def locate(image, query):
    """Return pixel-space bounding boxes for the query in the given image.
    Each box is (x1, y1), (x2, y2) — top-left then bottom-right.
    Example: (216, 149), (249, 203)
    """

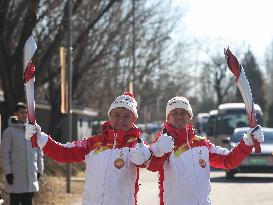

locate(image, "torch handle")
(253, 139), (261, 153)
(251, 126), (261, 153)
(31, 133), (38, 148)
(28, 120), (38, 148)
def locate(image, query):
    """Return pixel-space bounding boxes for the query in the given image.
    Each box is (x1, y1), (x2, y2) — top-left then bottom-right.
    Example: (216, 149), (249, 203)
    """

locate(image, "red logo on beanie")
(123, 92), (136, 100)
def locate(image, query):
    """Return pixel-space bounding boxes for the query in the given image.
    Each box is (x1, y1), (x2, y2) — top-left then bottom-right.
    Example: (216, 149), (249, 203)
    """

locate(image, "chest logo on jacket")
(114, 157), (125, 169)
(198, 149), (206, 168)
(199, 158), (206, 168)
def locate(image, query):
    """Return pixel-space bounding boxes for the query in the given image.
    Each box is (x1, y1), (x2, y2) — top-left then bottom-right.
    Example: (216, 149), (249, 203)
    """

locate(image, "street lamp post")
(66, 0), (73, 193)
(132, 0), (136, 91)
(130, 0), (140, 93)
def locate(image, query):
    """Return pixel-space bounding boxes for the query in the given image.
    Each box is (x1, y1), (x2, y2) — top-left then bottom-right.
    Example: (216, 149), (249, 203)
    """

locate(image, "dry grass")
(33, 175), (84, 205)
(0, 156), (85, 205)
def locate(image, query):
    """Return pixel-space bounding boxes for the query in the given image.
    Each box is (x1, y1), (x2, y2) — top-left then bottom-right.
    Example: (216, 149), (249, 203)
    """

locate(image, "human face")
(167, 108), (190, 129)
(15, 108), (28, 123)
(109, 108), (137, 131)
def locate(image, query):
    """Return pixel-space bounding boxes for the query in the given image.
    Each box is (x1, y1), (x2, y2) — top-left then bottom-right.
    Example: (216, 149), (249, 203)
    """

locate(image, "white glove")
(243, 125), (264, 146)
(130, 139), (151, 165)
(25, 122), (48, 148)
(151, 133), (174, 157)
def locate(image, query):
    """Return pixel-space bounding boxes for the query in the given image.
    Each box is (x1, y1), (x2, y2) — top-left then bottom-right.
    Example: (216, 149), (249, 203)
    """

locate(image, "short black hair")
(14, 102), (27, 112)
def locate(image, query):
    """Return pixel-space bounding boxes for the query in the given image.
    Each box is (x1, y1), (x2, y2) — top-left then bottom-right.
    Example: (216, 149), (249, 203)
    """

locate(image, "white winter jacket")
(82, 148), (138, 205)
(42, 122), (142, 205)
(148, 124), (253, 205)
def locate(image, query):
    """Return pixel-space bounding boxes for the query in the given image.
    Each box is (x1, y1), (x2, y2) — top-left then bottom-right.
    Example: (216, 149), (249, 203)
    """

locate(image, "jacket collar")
(8, 116), (25, 128)
(163, 122), (195, 146)
(101, 121), (140, 148)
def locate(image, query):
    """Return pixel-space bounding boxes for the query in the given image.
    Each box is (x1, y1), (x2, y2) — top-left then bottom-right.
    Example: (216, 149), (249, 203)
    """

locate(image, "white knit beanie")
(108, 92), (138, 118)
(166, 96), (193, 120)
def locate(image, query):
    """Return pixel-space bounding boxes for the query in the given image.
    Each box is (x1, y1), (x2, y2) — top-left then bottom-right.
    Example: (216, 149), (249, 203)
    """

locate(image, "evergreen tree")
(238, 49), (266, 111)
(267, 102), (273, 127)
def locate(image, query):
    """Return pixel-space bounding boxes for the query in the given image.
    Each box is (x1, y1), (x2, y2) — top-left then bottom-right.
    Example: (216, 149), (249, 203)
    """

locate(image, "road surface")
(72, 169), (273, 204)
(138, 169), (273, 205)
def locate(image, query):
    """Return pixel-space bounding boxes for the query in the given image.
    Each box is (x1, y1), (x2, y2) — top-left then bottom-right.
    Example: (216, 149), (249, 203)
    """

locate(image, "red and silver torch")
(23, 36), (38, 148)
(224, 48), (261, 153)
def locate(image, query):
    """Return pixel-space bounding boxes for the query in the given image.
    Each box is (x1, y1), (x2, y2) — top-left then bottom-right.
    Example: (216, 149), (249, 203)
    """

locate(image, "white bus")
(207, 103), (264, 147)
(196, 113), (210, 136)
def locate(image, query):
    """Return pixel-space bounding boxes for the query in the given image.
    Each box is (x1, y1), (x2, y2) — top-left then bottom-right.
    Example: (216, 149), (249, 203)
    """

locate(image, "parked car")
(137, 121), (162, 144)
(224, 127), (273, 179)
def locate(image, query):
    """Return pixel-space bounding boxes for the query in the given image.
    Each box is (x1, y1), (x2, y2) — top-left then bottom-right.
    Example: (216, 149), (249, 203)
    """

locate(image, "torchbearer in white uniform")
(25, 92), (151, 205)
(147, 96), (264, 205)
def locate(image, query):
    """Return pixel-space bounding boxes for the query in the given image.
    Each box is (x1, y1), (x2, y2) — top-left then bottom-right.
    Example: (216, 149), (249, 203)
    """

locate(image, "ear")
(133, 116), (137, 124)
(166, 114), (170, 122)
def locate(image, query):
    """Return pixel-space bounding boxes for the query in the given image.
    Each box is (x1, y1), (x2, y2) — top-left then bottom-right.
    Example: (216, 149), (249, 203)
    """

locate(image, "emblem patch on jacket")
(199, 158), (206, 168)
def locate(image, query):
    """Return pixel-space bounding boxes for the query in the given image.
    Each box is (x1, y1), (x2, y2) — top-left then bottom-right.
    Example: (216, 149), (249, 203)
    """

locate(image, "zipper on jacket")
(113, 129), (117, 148)
(187, 128), (199, 204)
(100, 129), (118, 204)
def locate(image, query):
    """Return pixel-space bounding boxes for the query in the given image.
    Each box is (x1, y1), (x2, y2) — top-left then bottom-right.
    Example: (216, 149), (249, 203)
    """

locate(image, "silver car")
(225, 127), (273, 179)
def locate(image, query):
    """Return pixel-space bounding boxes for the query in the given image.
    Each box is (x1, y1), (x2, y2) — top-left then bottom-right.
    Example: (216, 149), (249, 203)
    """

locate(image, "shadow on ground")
(210, 169), (273, 184)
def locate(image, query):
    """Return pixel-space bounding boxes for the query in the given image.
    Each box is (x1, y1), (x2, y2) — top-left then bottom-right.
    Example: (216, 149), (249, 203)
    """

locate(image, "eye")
(124, 113), (133, 118)
(111, 113), (120, 117)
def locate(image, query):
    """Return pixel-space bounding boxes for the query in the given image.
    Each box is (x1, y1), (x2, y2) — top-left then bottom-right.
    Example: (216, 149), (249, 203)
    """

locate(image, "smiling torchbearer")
(224, 47), (261, 153)
(23, 36), (38, 147)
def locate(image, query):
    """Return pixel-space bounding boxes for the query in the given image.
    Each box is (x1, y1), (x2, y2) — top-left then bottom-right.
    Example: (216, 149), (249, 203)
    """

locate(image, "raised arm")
(209, 126), (264, 169)
(25, 123), (92, 163)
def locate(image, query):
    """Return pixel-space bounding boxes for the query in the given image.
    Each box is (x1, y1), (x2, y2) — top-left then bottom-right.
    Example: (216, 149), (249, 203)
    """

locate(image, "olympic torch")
(224, 48), (261, 153)
(23, 36), (38, 147)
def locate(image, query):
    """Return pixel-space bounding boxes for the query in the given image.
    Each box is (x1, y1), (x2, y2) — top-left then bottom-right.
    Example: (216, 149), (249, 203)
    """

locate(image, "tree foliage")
(0, 0), (189, 133)
(198, 51), (234, 106)
(240, 49), (266, 111)
(267, 102), (273, 127)
(265, 41), (273, 104)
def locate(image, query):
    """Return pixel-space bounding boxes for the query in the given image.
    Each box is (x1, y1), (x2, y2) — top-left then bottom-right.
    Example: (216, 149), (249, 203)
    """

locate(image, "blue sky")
(173, 0), (273, 61)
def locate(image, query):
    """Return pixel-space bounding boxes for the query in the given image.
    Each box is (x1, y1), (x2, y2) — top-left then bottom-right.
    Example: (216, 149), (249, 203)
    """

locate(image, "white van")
(207, 103), (264, 147)
(196, 113), (210, 136)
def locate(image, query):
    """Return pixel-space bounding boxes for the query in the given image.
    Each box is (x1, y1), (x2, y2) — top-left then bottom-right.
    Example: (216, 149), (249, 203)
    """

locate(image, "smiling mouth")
(119, 124), (128, 127)
(175, 120), (184, 123)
